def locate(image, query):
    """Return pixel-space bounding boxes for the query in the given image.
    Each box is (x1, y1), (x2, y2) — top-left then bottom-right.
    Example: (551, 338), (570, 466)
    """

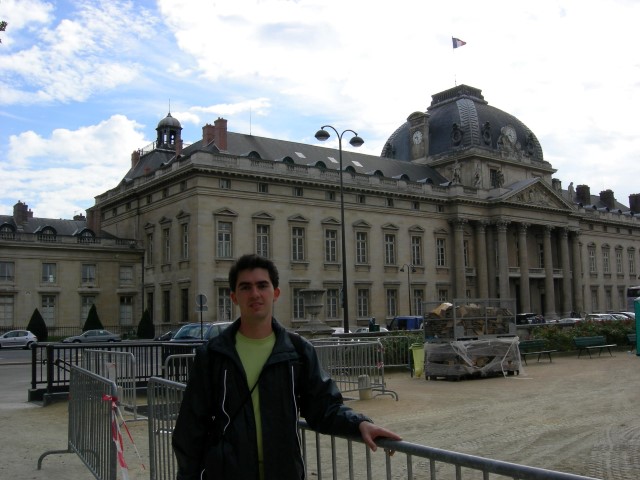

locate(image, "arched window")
(0, 223), (15, 240)
(38, 226), (57, 242)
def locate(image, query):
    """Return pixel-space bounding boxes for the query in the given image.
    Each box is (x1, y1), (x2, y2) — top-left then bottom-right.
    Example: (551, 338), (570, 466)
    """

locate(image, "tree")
(83, 304), (103, 331)
(137, 309), (155, 339)
(26, 308), (48, 342)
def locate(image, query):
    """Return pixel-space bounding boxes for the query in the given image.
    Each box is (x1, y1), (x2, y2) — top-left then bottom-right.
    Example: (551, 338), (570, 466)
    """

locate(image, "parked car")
(516, 313), (545, 325)
(612, 311), (636, 320)
(584, 313), (626, 322)
(169, 322), (233, 342)
(0, 330), (38, 349)
(331, 327), (352, 335)
(154, 329), (176, 341)
(387, 315), (423, 330)
(354, 326), (389, 333)
(62, 329), (121, 343)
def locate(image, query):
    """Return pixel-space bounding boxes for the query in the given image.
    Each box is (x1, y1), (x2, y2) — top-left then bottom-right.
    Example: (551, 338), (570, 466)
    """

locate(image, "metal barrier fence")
(147, 376), (185, 480)
(30, 341), (200, 404)
(163, 353), (196, 383)
(38, 365), (118, 480)
(311, 338), (398, 400)
(83, 349), (138, 419)
(146, 377), (599, 480)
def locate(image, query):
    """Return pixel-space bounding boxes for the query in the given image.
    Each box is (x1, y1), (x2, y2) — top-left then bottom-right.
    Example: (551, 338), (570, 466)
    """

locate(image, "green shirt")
(235, 331), (276, 479)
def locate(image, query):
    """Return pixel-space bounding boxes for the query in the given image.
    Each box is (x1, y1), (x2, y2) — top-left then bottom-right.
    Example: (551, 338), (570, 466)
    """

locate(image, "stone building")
(4, 84), (639, 333)
(0, 201), (143, 333)
(83, 84), (640, 331)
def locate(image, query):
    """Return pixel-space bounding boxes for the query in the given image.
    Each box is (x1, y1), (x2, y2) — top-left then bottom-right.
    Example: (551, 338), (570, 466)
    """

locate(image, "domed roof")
(382, 85), (543, 162)
(157, 112), (182, 130)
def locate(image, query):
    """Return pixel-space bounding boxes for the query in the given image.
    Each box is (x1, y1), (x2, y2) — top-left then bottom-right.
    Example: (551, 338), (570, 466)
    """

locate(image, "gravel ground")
(2, 350), (639, 480)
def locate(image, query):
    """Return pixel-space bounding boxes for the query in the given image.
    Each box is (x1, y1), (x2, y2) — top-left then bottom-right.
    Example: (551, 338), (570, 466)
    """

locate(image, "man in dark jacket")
(172, 254), (401, 480)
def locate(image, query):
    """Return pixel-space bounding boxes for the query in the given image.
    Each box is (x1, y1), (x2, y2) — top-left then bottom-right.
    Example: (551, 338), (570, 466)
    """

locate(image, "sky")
(1, 0), (639, 219)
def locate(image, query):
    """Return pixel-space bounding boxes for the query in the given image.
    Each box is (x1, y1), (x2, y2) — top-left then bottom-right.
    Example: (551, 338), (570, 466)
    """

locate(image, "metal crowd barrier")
(145, 377), (599, 480)
(83, 349), (138, 419)
(148, 377), (186, 480)
(312, 338), (398, 400)
(38, 365), (118, 480)
(163, 353), (196, 383)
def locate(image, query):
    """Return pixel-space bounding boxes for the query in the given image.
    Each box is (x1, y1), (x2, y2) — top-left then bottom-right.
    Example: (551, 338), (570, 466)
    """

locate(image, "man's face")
(231, 268), (280, 323)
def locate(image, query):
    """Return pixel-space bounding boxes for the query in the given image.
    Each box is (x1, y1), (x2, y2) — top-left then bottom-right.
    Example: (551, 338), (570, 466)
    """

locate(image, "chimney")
(73, 213), (86, 221)
(576, 184), (591, 205)
(552, 178), (561, 191)
(599, 189), (615, 209)
(86, 208), (101, 234)
(176, 139), (183, 157)
(131, 149), (141, 168)
(214, 117), (228, 151)
(13, 201), (32, 225)
(629, 194), (640, 213)
(202, 123), (215, 145)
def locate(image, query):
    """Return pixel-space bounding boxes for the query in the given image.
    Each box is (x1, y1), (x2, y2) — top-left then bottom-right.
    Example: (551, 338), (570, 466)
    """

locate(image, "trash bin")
(409, 342), (424, 378)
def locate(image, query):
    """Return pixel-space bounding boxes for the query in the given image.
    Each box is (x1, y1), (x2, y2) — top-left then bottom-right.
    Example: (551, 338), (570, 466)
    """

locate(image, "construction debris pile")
(424, 301), (515, 340)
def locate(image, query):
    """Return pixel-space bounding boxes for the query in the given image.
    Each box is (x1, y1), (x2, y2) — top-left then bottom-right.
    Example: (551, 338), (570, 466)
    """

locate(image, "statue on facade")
(567, 182), (575, 202)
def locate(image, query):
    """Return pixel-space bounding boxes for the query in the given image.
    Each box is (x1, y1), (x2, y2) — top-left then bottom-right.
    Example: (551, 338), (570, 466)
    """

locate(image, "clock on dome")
(412, 130), (423, 145)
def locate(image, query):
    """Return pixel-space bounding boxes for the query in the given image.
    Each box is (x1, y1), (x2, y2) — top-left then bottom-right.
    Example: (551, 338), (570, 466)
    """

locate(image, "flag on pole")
(452, 37), (466, 49)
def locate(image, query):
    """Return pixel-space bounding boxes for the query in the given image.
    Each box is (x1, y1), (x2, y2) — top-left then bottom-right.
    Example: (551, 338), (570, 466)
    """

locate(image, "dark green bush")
(531, 320), (635, 351)
(83, 304), (103, 331)
(137, 309), (155, 339)
(26, 308), (48, 342)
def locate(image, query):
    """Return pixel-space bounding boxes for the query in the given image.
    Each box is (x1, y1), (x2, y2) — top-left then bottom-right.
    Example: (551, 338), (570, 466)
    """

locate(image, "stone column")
(475, 221), (489, 298)
(518, 223), (531, 313)
(560, 227), (573, 316)
(486, 225), (497, 298)
(450, 218), (468, 298)
(543, 225), (557, 318)
(571, 230), (584, 315)
(496, 219), (510, 300)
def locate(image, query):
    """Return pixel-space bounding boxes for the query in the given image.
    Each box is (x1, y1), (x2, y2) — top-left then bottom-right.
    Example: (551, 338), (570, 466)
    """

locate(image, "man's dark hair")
(228, 254), (280, 292)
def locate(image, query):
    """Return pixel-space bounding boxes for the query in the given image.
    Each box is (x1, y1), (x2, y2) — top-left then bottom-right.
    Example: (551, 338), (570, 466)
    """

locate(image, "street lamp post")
(315, 125), (364, 334)
(400, 264), (417, 316)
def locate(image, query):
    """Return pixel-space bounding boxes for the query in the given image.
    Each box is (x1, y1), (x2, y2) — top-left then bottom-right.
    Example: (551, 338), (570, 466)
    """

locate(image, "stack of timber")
(424, 302), (514, 340)
(424, 337), (521, 381)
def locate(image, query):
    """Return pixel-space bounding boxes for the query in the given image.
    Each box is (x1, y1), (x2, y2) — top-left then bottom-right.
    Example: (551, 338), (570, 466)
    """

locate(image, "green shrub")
(83, 304), (103, 331)
(137, 309), (155, 339)
(26, 308), (48, 342)
(531, 319), (635, 351)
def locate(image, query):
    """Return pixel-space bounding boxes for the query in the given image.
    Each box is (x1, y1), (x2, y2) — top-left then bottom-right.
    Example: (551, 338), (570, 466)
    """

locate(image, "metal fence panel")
(38, 365), (118, 480)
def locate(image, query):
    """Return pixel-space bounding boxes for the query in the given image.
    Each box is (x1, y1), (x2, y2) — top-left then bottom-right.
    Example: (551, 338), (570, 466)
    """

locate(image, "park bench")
(518, 339), (557, 365)
(573, 335), (616, 358)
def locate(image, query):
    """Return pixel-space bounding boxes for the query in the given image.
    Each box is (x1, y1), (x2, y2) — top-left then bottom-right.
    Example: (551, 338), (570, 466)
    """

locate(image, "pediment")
(287, 214), (309, 223)
(321, 217), (341, 225)
(213, 207), (238, 217)
(504, 181), (573, 210)
(381, 223), (399, 231)
(353, 220), (371, 229)
(252, 211), (275, 221)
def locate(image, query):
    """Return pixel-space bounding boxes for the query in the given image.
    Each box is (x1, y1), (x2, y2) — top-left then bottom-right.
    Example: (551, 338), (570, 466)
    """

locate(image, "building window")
(537, 243), (545, 268)
(326, 191), (335, 201)
(258, 183), (269, 194)
(386, 289), (398, 317)
(463, 240), (470, 267)
(181, 288), (189, 323)
(628, 249), (636, 276)
(0, 295), (15, 326)
(602, 247), (611, 274)
(291, 227), (305, 261)
(357, 194), (366, 204)
(411, 201), (420, 211)
(616, 249), (623, 275)
(588, 245), (597, 273)
(41, 294), (56, 326)
(292, 288), (305, 320)
(0, 262), (14, 282)
(218, 288), (232, 321)
(438, 289), (449, 302)
(325, 288), (339, 319)
(436, 238), (447, 267)
(256, 224), (270, 258)
(324, 229), (338, 263)
(605, 288), (613, 311)
(163, 290), (171, 323)
(82, 264), (96, 284)
(436, 204), (445, 213)
(293, 186), (303, 197)
(146, 292), (154, 321)
(162, 228), (172, 264)
(180, 181), (187, 192)
(217, 221), (233, 258)
(413, 289), (424, 316)
(120, 296), (134, 326)
(356, 231), (368, 264)
(386, 198), (394, 207)
(80, 296), (95, 325)
(219, 178), (231, 189)
(384, 233), (396, 265)
(146, 194), (152, 205)
(146, 233), (153, 266)
(163, 188), (169, 199)
(42, 263), (56, 283)
(0, 224), (16, 239)
(591, 287), (599, 312)
(119, 266), (134, 285)
(357, 288), (370, 318)
(181, 224), (189, 260)
(411, 236), (423, 266)
(490, 169), (499, 188)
